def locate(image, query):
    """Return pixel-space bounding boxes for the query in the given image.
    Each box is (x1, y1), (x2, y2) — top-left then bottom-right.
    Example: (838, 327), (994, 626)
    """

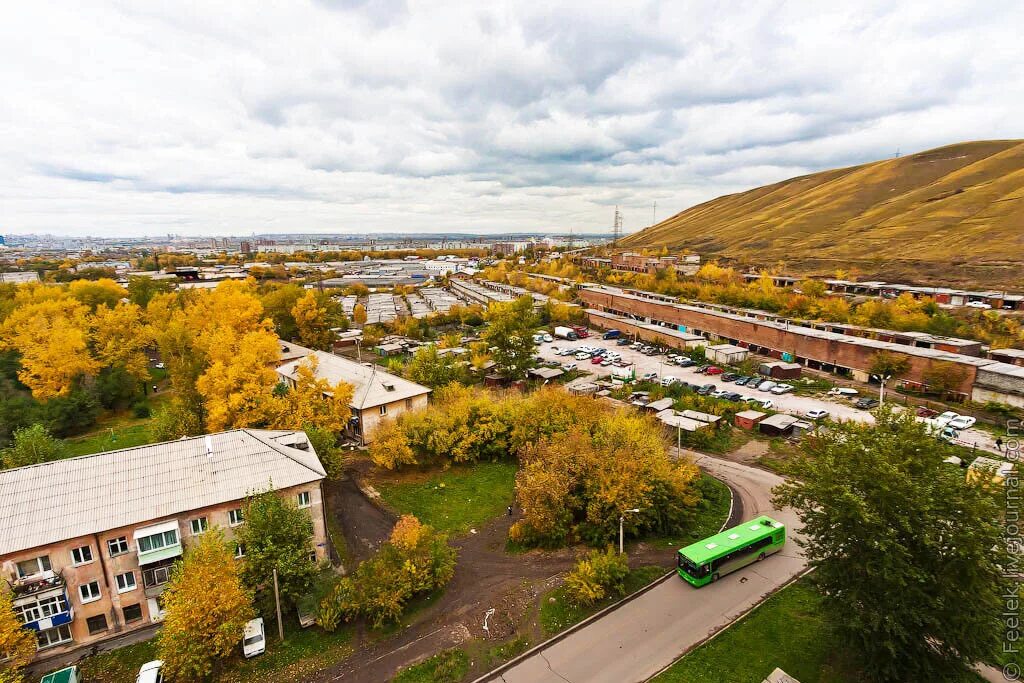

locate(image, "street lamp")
(619, 508), (641, 555)
(871, 374), (892, 405)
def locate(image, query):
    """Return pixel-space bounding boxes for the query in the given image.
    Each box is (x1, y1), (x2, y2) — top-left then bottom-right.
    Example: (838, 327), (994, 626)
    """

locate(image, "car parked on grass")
(948, 415), (977, 430)
(827, 387), (859, 397)
(243, 617), (266, 658)
(135, 661), (164, 683)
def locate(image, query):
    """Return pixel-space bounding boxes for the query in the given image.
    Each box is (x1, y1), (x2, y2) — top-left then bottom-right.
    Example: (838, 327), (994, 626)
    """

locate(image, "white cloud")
(0, 0), (1021, 236)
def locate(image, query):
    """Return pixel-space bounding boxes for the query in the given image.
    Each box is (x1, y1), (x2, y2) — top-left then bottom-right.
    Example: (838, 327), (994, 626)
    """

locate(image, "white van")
(243, 617), (266, 658)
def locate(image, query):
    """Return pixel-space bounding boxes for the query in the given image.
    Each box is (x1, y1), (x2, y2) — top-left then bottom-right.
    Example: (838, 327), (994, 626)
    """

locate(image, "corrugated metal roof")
(277, 350), (430, 410)
(0, 429), (325, 556)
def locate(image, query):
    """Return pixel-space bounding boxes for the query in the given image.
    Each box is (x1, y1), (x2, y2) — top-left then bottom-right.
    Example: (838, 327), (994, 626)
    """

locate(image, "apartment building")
(276, 350), (430, 444)
(0, 429), (328, 662)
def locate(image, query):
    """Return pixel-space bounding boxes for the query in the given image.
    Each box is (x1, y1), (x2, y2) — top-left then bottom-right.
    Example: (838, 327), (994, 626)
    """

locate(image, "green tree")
(867, 350), (911, 380)
(127, 275), (174, 307)
(404, 345), (469, 387)
(482, 295), (538, 380)
(773, 408), (1012, 682)
(259, 283), (305, 341)
(236, 488), (319, 613)
(157, 530), (254, 681)
(2, 424), (66, 469)
(922, 360), (969, 397)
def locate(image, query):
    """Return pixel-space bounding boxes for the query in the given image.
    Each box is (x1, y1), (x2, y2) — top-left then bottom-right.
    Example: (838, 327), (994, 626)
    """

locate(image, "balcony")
(134, 520), (182, 566)
(142, 560), (174, 598)
(11, 582), (73, 632)
(10, 570), (65, 602)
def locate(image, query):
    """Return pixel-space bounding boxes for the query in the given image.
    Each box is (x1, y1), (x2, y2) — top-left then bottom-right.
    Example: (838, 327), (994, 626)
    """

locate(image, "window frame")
(16, 555), (51, 579)
(78, 580), (101, 604)
(36, 624), (72, 649)
(115, 571), (137, 593)
(70, 545), (93, 566)
(379, 404), (387, 416)
(107, 536), (130, 557)
(190, 517), (208, 536)
(297, 491), (311, 509)
(122, 603), (143, 623)
(234, 543), (246, 559)
(86, 614), (108, 635)
(137, 529), (178, 554)
(228, 508), (244, 527)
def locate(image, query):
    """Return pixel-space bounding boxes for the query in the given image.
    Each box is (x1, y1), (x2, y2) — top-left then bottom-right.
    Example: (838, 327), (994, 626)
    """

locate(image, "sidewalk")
(25, 624), (158, 678)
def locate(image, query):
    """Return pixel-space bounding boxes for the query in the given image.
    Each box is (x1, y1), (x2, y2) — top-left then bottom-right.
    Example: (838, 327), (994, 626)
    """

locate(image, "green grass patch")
(651, 578), (985, 683)
(483, 636), (531, 667)
(645, 474), (732, 550)
(64, 422), (157, 457)
(77, 622), (354, 683)
(392, 648), (469, 683)
(540, 564), (666, 637)
(373, 461), (517, 535)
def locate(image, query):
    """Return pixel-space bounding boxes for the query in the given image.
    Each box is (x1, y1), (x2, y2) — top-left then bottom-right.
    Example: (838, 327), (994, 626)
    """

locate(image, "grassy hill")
(620, 140), (1024, 288)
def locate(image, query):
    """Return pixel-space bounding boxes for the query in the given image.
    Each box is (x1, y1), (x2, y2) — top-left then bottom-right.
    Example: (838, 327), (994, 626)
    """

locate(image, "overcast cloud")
(1, 1), (1022, 236)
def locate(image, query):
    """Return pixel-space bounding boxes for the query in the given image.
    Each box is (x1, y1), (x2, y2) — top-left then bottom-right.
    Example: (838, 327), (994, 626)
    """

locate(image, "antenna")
(612, 206), (623, 246)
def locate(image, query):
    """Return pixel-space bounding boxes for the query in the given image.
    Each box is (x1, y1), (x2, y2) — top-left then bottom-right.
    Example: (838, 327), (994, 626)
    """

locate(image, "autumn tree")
(292, 290), (335, 350)
(1, 424), (66, 469)
(0, 586), (34, 682)
(367, 419), (418, 469)
(127, 275), (174, 307)
(91, 301), (151, 381)
(67, 278), (127, 311)
(353, 303), (368, 326)
(259, 283), (305, 341)
(482, 295), (538, 380)
(272, 356), (354, 432)
(157, 530), (255, 681)
(237, 488), (319, 615)
(774, 408), (1011, 682)
(403, 345), (470, 388)
(867, 350), (911, 380)
(922, 360), (969, 397)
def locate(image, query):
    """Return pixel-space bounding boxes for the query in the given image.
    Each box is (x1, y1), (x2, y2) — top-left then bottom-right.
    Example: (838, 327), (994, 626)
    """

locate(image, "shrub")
(131, 402), (151, 419)
(564, 548), (629, 606)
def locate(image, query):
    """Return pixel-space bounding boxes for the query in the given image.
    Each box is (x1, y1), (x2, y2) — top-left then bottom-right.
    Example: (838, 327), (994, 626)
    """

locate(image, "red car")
(591, 356), (603, 364)
(705, 366), (724, 375)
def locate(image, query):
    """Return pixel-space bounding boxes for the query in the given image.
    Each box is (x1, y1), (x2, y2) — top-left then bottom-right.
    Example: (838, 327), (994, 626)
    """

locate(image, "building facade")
(0, 430), (328, 662)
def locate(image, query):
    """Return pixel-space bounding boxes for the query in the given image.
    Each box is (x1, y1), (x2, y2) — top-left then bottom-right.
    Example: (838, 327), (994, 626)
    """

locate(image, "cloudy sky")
(1, 1), (1022, 237)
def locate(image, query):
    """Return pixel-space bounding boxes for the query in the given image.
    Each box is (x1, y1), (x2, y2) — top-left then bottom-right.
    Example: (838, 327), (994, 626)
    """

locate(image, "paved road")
(482, 454), (807, 683)
(539, 335), (1006, 457)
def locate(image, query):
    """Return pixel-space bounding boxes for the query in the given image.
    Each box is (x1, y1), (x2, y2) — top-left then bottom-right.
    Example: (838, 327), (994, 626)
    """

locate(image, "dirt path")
(324, 471), (397, 565)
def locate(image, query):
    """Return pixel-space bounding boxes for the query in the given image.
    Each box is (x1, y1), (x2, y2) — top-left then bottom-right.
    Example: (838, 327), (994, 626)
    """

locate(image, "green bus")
(677, 515), (786, 587)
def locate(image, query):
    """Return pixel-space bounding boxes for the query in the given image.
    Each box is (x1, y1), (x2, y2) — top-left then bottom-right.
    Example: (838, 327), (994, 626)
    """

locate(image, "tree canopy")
(482, 295), (538, 380)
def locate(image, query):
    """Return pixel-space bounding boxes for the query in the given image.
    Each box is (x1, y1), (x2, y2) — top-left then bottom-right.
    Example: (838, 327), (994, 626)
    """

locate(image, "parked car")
(855, 397), (880, 409)
(630, 342), (643, 349)
(966, 301), (992, 309)
(617, 338), (631, 346)
(243, 617), (266, 658)
(770, 384), (794, 395)
(661, 376), (678, 387)
(697, 384), (716, 395)
(948, 415), (977, 430)
(641, 372), (658, 381)
(562, 362), (577, 371)
(757, 380), (777, 392)
(676, 358), (696, 367)
(935, 411), (960, 426)
(154, 362), (165, 369)
(706, 366), (723, 375)
(722, 392), (743, 402)
(805, 409), (829, 420)
(721, 372), (739, 381)
(590, 356), (603, 364)
(695, 365), (710, 374)
(734, 375), (750, 385)
(601, 359), (612, 367)
(135, 661), (164, 683)
(542, 333), (553, 343)
(915, 406), (939, 418)
(827, 387), (859, 397)
(758, 399), (774, 410)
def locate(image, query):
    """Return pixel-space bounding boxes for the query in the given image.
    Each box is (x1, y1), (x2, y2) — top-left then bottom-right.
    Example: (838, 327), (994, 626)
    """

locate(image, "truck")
(602, 329), (621, 340)
(571, 325), (589, 338)
(553, 326), (578, 341)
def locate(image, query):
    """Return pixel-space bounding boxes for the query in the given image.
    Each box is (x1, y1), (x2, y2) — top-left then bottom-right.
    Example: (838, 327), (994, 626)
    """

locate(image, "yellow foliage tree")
(0, 297), (100, 399)
(353, 303), (368, 325)
(67, 278), (127, 310)
(272, 356), (354, 432)
(91, 301), (151, 380)
(0, 586), (34, 682)
(196, 328), (280, 431)
(292, 291), (334, 350)
(368, 419), (418, 469)
(157, 530), (255, 681)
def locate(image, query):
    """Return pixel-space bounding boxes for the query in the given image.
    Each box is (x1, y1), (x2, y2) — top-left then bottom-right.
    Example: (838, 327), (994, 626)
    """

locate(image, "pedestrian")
(152, 384), (158, 394)
(997, 437), (1003, 452)
(507, 505), (513, 517)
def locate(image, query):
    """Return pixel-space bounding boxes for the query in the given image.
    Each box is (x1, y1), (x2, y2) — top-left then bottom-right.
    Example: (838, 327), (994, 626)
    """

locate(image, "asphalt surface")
(539, 334), (1006, 457)
(482, 454), (805, 683)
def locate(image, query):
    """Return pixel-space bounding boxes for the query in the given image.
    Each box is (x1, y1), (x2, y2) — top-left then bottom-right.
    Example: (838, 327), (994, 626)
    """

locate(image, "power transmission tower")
(612, 206), (623, 246)
(566, 227), (574, 251)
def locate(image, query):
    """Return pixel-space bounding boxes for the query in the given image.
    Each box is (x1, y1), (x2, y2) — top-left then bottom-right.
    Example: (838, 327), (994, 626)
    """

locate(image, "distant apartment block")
(276, 350), (430, 444)
(0, 430), (328, 662)
(0, 271), (40, 284)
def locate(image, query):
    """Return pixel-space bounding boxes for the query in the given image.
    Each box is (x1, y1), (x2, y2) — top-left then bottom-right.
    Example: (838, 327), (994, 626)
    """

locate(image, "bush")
(131, 402), (151, 419)
(564, 548), (629, 606)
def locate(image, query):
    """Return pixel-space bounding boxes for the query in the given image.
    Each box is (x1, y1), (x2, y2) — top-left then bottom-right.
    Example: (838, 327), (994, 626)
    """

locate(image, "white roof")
(0, 429), (325, 556)
(277, 351), (430, 410)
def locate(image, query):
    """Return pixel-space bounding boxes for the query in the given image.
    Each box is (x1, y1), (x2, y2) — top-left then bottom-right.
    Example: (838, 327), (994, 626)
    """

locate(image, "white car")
(935, 411), (960, 427)
(806, 409), (829, 420)
(242, 617), (266, 658)
(758, 399), (774, 410)
(641, 372), (658, 381)
(757, 380), (777, 392)
(136, 661), (164, 683)
(947, 415), (977, 430)
(770, 384), (794, 395)
(562, 362), (577, 371)
(542, 334), (553, 343)
(965, 301), (992, 309)
(827, 387), (858, 397)
(574, 353), (590, 361)
(661, 376), (678, 387)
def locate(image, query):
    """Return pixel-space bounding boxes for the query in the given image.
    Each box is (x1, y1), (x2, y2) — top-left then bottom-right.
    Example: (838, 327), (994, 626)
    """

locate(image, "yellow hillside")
(620, 140), (1024, 287)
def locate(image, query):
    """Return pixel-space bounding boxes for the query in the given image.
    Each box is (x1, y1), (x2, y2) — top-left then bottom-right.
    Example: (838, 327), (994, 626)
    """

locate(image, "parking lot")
(536, 329), (1005, 457)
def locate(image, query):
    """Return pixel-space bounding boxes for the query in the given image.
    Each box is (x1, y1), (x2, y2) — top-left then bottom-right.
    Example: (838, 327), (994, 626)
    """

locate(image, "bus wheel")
(711, 573), (720, 583)
(757, 552), (766, 561)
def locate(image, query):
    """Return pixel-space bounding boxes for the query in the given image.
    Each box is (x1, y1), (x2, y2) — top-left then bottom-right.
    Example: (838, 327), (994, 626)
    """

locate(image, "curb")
(644, 566), (814, 681)
(470, 475), (736, 683)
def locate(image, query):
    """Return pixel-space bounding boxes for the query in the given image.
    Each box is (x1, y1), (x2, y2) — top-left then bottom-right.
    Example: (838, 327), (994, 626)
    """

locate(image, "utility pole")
(273, 567), (284, 641)
(619, 508), (640, 555)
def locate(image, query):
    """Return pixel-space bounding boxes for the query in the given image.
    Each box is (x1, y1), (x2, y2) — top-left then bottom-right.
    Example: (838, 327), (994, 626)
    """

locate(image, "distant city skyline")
(1, 1), (1022, 237)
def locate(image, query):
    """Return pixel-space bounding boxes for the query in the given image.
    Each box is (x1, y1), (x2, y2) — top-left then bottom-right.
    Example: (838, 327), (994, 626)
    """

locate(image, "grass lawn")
(651, 578), (986, 683)
(78, 621), (354, 683)
(391, 648), (469, 683)
(645, 473), (732, 550)
(62, 394), (170, 457)
(539, 564), (666, 637)
(372, 461), (517, 535)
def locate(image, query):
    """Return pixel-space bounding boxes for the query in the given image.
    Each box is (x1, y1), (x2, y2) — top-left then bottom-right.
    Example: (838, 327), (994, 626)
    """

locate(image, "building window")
(138, 529), (178, 553)
(122, 603), (143, 623)
(229, 508), (244, 526)
(115, 571), (137, 593)
(142, 565), (172, 588)
(16, 555), (51, 579)
(86, 614), (108, 635)
(405, 398), (413, 410)
(70, 545), (93, 566)
(297, 491), (311, 508)
(379, 405), (387, 416)
(190, 517), (208, 535)
(107, 536), (130, 556)
(36, 624), (72, 649)
(14, 595), (68, 624)
(78, 581), (101, 604)
(234, 543), (246, 559)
